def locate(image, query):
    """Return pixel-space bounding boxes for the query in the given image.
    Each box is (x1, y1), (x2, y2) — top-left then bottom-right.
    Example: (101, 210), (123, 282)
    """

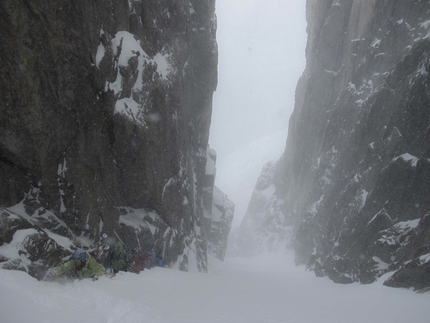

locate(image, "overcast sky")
(209, 0), (307, 228)
(210, 0), (307, 158)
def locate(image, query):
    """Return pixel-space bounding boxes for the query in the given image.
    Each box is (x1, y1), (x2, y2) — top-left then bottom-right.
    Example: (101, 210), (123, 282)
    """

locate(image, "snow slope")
(1, 252), (429, 323)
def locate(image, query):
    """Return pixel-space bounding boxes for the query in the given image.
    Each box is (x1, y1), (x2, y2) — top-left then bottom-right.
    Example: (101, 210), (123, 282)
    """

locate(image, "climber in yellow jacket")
(50, 249), (105, 280)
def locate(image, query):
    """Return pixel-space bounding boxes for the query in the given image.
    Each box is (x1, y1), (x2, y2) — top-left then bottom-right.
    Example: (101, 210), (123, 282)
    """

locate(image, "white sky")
(209, 0), (307, 227)
(210, 0), (307, 157)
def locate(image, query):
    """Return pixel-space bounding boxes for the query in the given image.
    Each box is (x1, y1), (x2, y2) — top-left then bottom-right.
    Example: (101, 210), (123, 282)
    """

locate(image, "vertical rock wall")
(203, 148), (234, 261)
(275, 0), (430, 288)
(232, 161), (291, 257)
(0, 0), (219, 275)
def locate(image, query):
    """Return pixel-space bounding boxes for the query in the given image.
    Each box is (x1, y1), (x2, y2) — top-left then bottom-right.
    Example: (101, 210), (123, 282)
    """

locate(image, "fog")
(209, 0), (307, 228)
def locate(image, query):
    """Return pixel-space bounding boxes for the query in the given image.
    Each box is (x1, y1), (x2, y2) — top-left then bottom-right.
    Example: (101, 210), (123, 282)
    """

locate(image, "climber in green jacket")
(104, 241), (133, 274)
(50, 249), (105, 280)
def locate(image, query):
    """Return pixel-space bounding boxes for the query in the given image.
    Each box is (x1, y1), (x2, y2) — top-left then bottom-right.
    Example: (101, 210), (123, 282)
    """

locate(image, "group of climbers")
(47, 236), (164, 281)
(145, 250), (164, 269)
(104, 241), (134, 274)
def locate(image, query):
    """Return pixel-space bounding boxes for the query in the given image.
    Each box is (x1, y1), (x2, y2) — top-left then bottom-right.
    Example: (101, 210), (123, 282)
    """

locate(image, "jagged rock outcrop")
(208, 186), (234, 260)
(203, 148), (234, 261)
(273, 0), (430, 288)
(0, 0), (221, 277)
(231, 161), (291, 257)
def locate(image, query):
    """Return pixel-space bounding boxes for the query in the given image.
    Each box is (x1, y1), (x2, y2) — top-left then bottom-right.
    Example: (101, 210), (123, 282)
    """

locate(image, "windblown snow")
(1, 253), (429, 323)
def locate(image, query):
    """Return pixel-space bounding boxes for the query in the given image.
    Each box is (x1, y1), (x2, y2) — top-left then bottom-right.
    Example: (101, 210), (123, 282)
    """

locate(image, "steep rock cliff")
(232, 160), (291, 257)
(237, 0), (430, 289)
(203, 148), (234, 261)
(0, 0), (222, 277)
(275, 0), (430, 288)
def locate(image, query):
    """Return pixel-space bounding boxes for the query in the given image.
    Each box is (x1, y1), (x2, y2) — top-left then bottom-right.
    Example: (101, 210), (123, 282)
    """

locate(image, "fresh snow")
(1, 252), (429, 323)
(42, 229), (74, 251)
(205, 148), (216, 176)
(395, 153), (419, 167)
(420, 19), (430, 29)
(395, 218), (421, 230)
(96, 43), (106, 67)
(360, 189), (369, 207)
(372, 256), (390, 271)
(114, 98), (140, 121)
(419, 253), (430, 264)
(101, 31), (173, 125)
(310, 195), (324, 216)
(0, 228), (38, 260)
(118, 208), (158, 235)
(111, 32), (145, 67)
(152, 53), (170, 79)
(371, 38), (381, 49)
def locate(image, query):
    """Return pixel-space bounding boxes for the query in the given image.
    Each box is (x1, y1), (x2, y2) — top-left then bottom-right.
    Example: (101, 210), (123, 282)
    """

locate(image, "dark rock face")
(208, 186), (234, 260)
(0, 0), (222, 275)
(202, 148), (234, 261)
(232, 161), (290, 257)
(240, 0), (430, 289)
